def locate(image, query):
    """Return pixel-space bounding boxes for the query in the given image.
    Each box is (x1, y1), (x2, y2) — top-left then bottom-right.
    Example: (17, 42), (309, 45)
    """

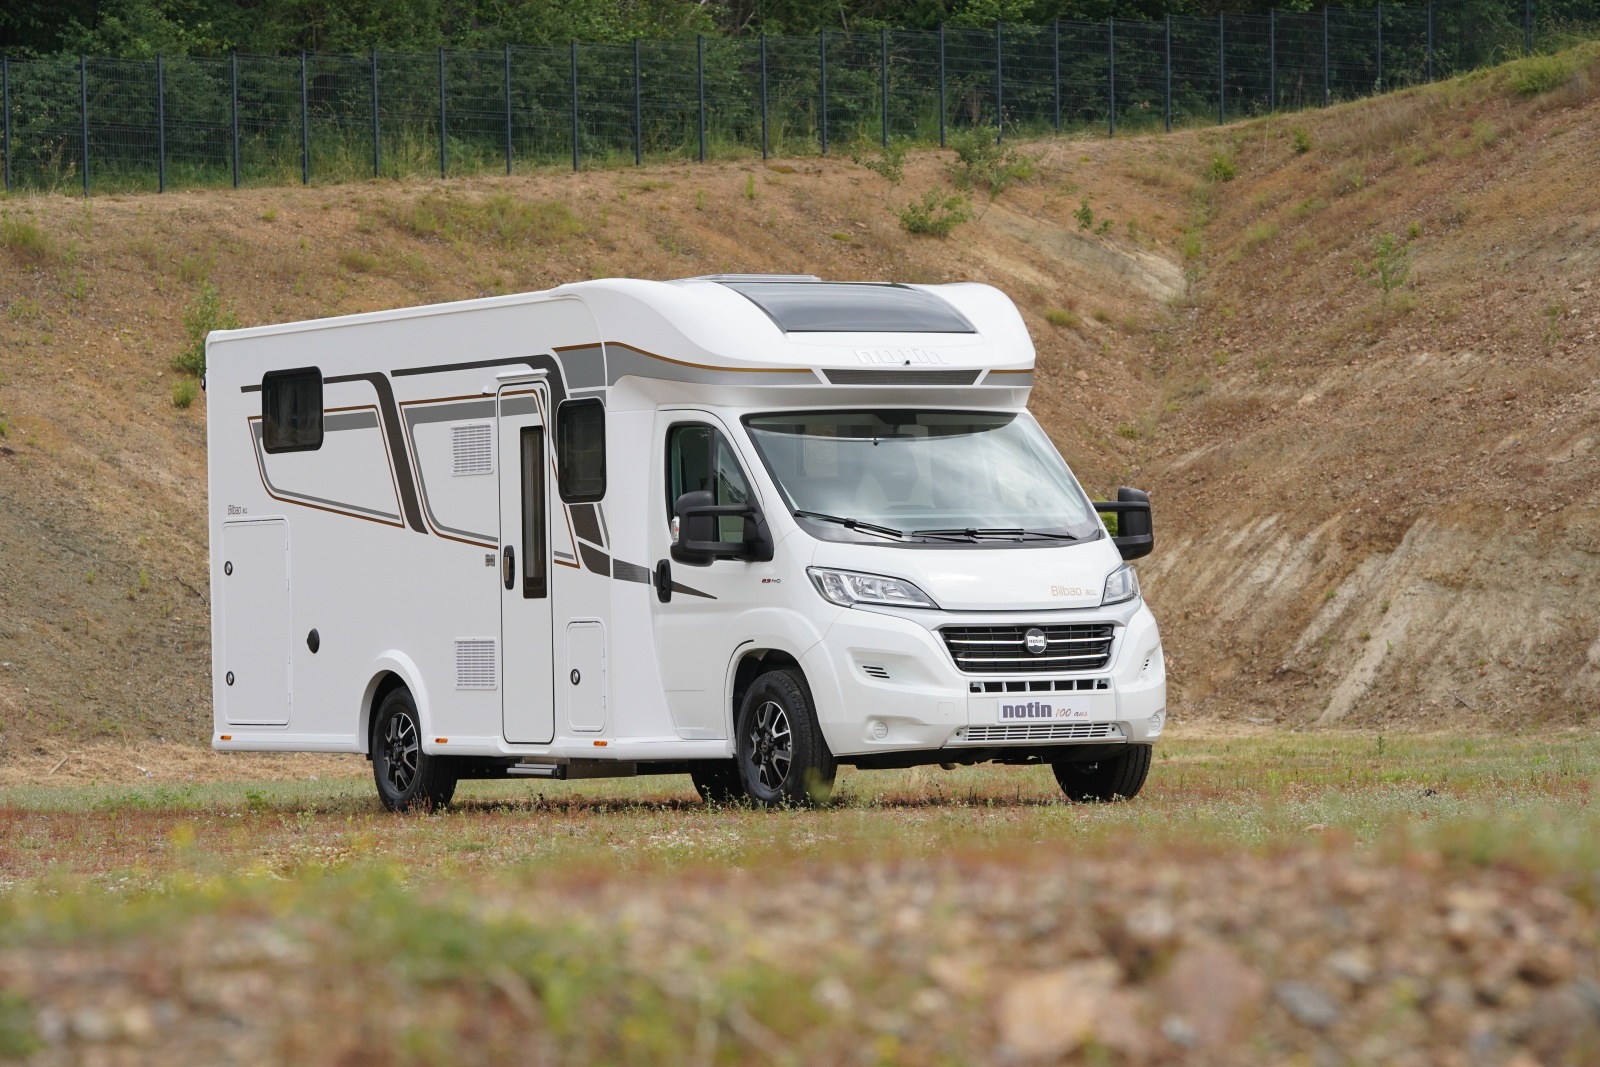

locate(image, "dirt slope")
(0, 44), (1597, 747)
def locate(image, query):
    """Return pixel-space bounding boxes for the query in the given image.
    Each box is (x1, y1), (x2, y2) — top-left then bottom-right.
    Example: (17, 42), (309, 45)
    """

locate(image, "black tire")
(690, 760), (745, 804)
(1052, 744), (1152, 803)
(372, 687), (458, 812)
(735, 669), (836, 808)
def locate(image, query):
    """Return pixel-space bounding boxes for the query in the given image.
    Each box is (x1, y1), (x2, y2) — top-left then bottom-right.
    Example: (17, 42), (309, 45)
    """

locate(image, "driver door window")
(666, 423), (752, 543)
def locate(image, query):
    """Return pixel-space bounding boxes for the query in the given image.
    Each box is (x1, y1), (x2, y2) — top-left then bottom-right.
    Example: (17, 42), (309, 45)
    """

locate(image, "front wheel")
(372, 687), (458, 812)
(1052, 744), (1152, 803)
(735, 669), (836, 807)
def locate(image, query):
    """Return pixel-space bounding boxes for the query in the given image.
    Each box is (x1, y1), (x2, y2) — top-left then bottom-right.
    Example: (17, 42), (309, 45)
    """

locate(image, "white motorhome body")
(207, 276), (1166, 807)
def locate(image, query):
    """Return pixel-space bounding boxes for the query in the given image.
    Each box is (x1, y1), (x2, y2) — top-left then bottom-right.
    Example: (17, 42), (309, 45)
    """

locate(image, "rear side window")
(261, 368), (323, 453)
(557, 398), (606, 503)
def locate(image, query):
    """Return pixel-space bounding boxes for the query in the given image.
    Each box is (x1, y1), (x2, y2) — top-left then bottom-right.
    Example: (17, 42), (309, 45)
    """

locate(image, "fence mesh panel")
(1, 1), (1595, 195)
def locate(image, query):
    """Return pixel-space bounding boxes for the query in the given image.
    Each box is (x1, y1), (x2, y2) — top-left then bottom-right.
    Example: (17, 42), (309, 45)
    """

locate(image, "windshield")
(743, 410), (1100, 543)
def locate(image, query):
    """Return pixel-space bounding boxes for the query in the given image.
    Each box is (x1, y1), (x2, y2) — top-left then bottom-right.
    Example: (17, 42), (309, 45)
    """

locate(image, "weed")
(1543, 303), (1567, 347)
(830, 232), (853, 242)
(261, 208), (279, 222)
(1506, 53), (1578, 95)
(67, 273), (88, 301)
(171, 378), (198, 410)
(1406, 221), (1423, 239)
(0, 418), (8, 438)
(743, 173), (756, 200)
(1116, 424), (1142, 440)
(1364, 233), (1412, 307)
(948, 127), (1034, 199)
(339, 249), (379, 273)
(1074, 200), (1094, 230)
(1206, 154), (1238, 182)
(896, 189), (973, 238)
(0, 215), (58, 264)
(176, 253), (211, 285)
(1179, 230), (1203, 261)
(1095, 218), (1114, 236)
(1243, 221), (1279, 251)
(86, 570), (96, 586)
(1293, 197), (1329, 218)
(1290, 126), (1312, 154)
(173, 283), (241, 379)
(138, 569), (150, 593)
(1091, 309), (1111, 324)
(1214, 351), (1229, 367)
(1044, 308), (1080, 328)
(6, 297), (42, 323)
(850, 139), (907, 184)
(695, 189), (706, 212)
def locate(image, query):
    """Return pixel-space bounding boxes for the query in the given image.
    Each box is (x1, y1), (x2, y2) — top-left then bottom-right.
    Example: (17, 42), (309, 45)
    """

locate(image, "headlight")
(807, 568), (939, 609)
(1101, 563), (1140, 606)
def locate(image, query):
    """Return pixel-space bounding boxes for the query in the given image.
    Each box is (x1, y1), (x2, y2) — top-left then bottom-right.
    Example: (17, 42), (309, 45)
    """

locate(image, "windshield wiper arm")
(911, 527), (1079, 542)
(792, 510), (905, 540)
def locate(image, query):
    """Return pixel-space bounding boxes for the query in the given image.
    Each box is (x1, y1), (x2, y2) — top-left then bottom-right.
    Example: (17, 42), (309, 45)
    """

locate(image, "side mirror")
(671, 490), (775, 566)
(1093, 486), (1154, 561)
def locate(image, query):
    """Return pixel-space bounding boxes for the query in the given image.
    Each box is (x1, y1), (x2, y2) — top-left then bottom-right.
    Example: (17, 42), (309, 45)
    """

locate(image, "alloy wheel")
(384, 711), (419, 794)
(747, 699), (792, 792)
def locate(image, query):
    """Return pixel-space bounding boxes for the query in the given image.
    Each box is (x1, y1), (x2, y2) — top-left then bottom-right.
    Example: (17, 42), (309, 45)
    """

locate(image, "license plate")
(985, 693), (1106, 723)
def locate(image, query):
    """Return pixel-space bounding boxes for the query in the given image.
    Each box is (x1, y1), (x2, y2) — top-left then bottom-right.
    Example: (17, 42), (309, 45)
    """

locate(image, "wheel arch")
(727, 645), (808, 736)
(360, 651), (432, 758)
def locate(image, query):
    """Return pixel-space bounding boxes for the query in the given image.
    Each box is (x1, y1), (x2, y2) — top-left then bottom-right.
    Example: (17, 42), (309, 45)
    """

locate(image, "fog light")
(1148, 709), (1165, 736)
(871, 720), (889, 739)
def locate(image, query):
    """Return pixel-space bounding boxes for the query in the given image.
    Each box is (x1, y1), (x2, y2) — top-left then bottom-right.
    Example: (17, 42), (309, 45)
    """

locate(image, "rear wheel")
(1052, 744), (1152, 803)
(735, 669), (836, 807)
(690, 761), (745, 804)
(372, 687), (457, 812)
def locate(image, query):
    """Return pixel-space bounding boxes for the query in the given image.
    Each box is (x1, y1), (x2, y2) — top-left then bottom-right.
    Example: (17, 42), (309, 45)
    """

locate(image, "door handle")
(503, 545), (516, 590)
(654, 559), (672, 604)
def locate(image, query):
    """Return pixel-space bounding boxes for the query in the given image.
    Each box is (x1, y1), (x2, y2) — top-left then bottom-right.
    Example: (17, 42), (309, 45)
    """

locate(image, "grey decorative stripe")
(325, 410), (379, 432)
(670, 581), (716, 600)
(570, 503), (604, 547)
(250, 423), (401, 522)
(578, 543), (610, 576)
(606, 343), (821, 388)
(558, 345), (606, 389)
(403, 399), (495, 426)
(612, 560), (652, 584)
(823, 368), (981, 386)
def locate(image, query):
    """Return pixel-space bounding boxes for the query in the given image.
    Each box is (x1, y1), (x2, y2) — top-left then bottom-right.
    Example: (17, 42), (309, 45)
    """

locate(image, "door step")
(507, 760), (638, 780)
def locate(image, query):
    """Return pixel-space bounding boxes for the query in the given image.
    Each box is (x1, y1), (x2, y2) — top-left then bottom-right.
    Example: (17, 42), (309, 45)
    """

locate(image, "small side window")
(557, 398), (605, 503)
(262, 367), (323, 454)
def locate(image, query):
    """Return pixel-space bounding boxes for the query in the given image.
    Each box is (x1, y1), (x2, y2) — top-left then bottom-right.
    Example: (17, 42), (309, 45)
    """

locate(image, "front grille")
(940, 623), (1115, 673)
(958, 722), (1122, 742)
(824, 369), (980, 386)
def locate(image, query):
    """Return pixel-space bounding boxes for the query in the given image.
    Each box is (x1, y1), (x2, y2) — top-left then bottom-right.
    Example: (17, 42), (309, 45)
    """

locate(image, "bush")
(173, 283), (240, 379)
(1364, 233), (1412, 306)
(897, 189), (974, 238)
(1206, 154), (1238, 182)
(948, 127), (1034, 199)
(1506, 54), (1577, 95)
(171, 377), (199, 409)
(1290, 127), (1312, 154)
(850, 139), (907, 185)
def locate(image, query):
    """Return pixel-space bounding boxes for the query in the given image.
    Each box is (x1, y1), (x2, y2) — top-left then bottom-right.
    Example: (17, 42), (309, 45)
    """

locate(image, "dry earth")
(1, 46), (1598, 752)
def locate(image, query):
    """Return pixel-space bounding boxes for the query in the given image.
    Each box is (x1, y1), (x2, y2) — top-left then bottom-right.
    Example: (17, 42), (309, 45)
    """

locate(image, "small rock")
(812, 976), (854, 1015)
(1325, 948), (1375, 986)
(1122, 902), (1177, 947)
(1517, 943), (1576, 987)
(1159, 944), (1265, 1049)
(1276, 981), (1341, 1029)
(71, 1007), (119, 1042)
(1074, 370), (1089, 383)
(996, 959), (1120, 1058)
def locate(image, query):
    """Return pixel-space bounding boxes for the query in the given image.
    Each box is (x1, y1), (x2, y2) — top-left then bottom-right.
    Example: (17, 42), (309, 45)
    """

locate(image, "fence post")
(1376, 4), (1383, 93)
(299, 51), (309, 185)
(880, 26), (889, 147)
(994, 21), (1003, 142)
(819, 31), (828, 155)
(697, 35), (706, 163)
(230, 51), (239, 188)
(1052, 20), (1061, 134)
(504, 46), (514, 174)
(1426, 2), (1434, 82)
(1269, 9), (1276, 111)
(570, 41), (579, 172)
(1, 57), (9, 194)
(1524, 0), (1533, 56)
(372, 49), (381, 178)
(937, 24), (946, 148)
(632, 38), (642, 166)
(1322, 6), (1330, 108)
(156, 54), (166, 193)
(80, 56), (89, 197)
(438, 48), (447, 178)
(1164, 15), (1172, 133)
(1217, 13), (1225, 125)
(759, 33), (769, 160)
(1107, 19), (1116, 138)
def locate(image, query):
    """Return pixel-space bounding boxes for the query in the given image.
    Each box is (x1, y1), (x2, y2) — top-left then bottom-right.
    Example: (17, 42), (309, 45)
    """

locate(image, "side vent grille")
(455, 639), (497, 690)
(451, 422), (494, 476)
(862, 665), (891, 680)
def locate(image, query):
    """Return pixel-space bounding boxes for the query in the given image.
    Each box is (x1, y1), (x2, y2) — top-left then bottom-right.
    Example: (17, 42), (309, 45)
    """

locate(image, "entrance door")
(499, 384), (555, 744)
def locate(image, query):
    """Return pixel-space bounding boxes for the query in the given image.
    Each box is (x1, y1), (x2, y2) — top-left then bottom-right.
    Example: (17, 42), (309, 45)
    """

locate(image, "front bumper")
(801, 601), (1166, 758)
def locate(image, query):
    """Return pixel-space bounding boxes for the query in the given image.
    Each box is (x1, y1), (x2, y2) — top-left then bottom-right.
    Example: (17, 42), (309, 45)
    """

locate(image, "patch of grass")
(1292, 196), (1328, 218)
(896, 188), (973, 238)
(947, 126), (1034, 199)
(0, 215), (58, 265)
(170, 377), (198, 409)
(1505, 52), (1579, 95)
(1044, 308), (1080, 328)
(260, 207), (279, 222)
(1242, 221), (1279, 251)
(6, 297), (43, 323)
(339, 249), (379, 273)
(172, 283), (241, 379)
(829, 232), (852, 242)
(1205, 153), (1238, 182)
(1116, 423), (1142, 440)
(390, 193), (585, 248)
(175, 253), (211, 285)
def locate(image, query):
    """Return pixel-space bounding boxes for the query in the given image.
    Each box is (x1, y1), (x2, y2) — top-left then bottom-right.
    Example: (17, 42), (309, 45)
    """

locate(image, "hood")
(807, 536), (1125, 612)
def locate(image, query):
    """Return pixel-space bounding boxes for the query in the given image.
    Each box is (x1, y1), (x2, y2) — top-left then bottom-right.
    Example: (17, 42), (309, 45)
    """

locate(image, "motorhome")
(206, 276), (1165, 809)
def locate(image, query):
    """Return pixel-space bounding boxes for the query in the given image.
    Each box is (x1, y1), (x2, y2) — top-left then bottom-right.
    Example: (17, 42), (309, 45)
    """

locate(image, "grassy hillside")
(0, 43), (1597, 748)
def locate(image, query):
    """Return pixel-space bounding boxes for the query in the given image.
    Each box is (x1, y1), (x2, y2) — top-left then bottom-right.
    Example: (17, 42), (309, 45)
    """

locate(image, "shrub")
(897, 189), (973, 238)
(948, 127), (1034, 198)
(171, 377), (198, 409)
(340, 249), (379, 273)
(1044, 308), (1080, 328)
(1506, 53), (1577, 95)
(850, 139), (907, 184)
(1206, 154), (1238, 182)
(1364, 233), (1412, 306)
(1074, 200), (1094, 230)
(1290, 126), (1313, 154)
(173, 283), (241, 378)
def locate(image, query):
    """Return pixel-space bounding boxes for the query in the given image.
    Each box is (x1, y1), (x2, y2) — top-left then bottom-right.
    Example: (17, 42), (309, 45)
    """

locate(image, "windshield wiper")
(911, 527), (1080, 543)
(792, 510), (906, 540)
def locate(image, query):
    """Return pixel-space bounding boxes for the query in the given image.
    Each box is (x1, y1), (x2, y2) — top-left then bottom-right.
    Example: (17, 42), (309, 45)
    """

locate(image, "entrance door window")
(667, 424), (753, 542)
(519, 426), (547, 599)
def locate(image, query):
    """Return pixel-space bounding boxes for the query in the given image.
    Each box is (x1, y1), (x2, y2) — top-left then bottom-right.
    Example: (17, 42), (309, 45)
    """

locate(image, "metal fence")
(0, 1), (1594, 195)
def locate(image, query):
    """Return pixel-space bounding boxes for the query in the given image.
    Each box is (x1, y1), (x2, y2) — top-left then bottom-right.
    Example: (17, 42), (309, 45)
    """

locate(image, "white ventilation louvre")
(455, 639), (497, 690)
(451, 423), (493, 476)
